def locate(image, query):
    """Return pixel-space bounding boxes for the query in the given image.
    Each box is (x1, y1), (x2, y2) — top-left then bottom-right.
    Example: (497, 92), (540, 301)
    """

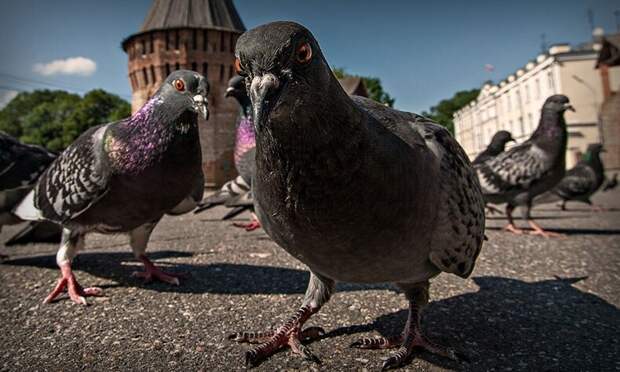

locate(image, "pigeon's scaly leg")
(527, 220), (565, 238)
(232, 213), (261, 231)
(229, 272), (333, 367)
(503, 204), (525, 234)
(559, 200), (567, 211)
(130, 221), (186, 285)
(44, 229), (102, 305)
(353, 282), (460, 370)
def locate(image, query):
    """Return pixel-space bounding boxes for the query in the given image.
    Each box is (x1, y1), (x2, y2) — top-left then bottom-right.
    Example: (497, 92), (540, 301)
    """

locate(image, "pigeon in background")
(472, 130), (515, 165)
(535, 143), (607, 211)
(228, 21), (485, 369)
(475, 95), (572, 237)
(603, 173), (617, 192)
(14, 70), (208, 305)
(0, 132), (61, 253)
(194, 75), (261, 231)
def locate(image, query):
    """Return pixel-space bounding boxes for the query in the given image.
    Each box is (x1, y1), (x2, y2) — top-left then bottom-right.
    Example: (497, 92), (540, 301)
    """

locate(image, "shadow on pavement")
(324, 276), (618, 370)
(2, 252), (391, 295)
(485, 226), (620, 236)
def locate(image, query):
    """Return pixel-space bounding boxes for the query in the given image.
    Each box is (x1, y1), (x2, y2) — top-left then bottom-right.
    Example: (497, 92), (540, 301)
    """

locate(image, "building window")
(149, 33), (154, 53)
(166, 31), (171, 50)
(230, 33), (235, 52)
(150, 65), (156, 83)
(528, 113), (533, 131)
(175, 29), (180, 50)
(141, 39), (146, 55)
(535, 78), (540, 99)
(175, 62), (180, 71)
(203, 30), (208, 51)
(192, 29), (197, 50)
(143, 67), (148, 85)
(547, 70), (554, 93)
(518, 117), (524, 136)
(525, 83), (530, 103)
(229, 65), (234, 79)
(202, 62), (209, 77)
(220, 64), (225, 81)
(192, 62), (197, 72)
(506, 95), (511, 112)
(165, 63), (171, 76)
(509, 120), (513, 133)
(220, 32), (226, 52)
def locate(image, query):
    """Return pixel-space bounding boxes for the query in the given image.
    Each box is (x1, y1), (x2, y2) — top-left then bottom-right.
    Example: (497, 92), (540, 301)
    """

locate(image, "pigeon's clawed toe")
(43, 263), (102, 305)
(132, 255), (187, 286)
(232, 219), (261, 232)
(503, 223), (526, 235)
(350, 335), (402, 349)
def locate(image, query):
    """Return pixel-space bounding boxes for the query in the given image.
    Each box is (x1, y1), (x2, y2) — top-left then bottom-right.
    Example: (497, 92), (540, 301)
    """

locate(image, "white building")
(454, 39), (620, 169)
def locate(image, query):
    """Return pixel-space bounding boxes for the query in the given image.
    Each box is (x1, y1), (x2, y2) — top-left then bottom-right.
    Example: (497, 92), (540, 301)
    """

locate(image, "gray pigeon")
(228, 21), (485, 370)
(194, 76), (260, 231)
(472, 130), (515, 165)
(475, 95), (572, 237)
(535, 143), (607, 210)
(0, 132), (61, 251)
(13, 70), (208, 305)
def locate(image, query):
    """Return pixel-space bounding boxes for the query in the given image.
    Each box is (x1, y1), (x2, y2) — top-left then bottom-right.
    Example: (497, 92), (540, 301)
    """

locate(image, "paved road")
(1, 190), (619, 371)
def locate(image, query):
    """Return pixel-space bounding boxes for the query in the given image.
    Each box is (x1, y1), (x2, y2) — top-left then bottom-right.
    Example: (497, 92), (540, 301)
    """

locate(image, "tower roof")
(123, 0), (245, 49)
(141, 0), (245, 33)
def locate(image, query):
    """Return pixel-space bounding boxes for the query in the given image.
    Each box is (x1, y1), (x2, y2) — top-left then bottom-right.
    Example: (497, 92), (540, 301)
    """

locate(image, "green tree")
(421, 89), (480, 134)
(333, 67), (395, 107)
(0, 89), (130, 151)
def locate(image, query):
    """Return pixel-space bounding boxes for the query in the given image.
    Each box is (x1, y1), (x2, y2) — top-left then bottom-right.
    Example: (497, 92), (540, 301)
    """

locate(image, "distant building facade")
(122, 0), (245, 186)
(454, 37), (620, 170)
(596, 33), (620, 171)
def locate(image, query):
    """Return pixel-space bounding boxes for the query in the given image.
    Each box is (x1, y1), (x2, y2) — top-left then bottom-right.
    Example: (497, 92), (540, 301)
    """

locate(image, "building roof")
(338, 77), (368, 97)
(596, 33), (620, 67)
(123, 0), (245, 49)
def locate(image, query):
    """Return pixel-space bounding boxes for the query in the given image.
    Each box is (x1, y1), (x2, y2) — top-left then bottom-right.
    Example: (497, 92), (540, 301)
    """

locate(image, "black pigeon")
(475, 95), (573, 237)
(227, 21), (486, 369)
(535, 143), (607, 210)
(603, 173), (617, 192)
(472, 130), (515, 165)
(0, 132), (61, 250)
(194, 76), (261, 231)
(14, 70), (208, 305)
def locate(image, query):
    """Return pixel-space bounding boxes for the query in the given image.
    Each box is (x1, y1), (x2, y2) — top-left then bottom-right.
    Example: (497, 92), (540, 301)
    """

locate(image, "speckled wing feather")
(0, 132), (56, 191)
(475, 142), (549, 196)
(32, 124), (111, 223)
(554, 164), (596, 199)
(352, 97), (485, 278)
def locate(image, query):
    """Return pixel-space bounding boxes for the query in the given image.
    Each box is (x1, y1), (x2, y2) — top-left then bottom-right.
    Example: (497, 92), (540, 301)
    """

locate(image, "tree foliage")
(0, 89), (130, 151)
(332, 67), (395, 107)
(421, 89), (480, 134)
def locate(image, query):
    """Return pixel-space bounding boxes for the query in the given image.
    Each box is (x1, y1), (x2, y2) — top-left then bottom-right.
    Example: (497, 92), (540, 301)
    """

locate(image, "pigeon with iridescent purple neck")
(14, 70), (208, 305)
(194, 76), (261, 230)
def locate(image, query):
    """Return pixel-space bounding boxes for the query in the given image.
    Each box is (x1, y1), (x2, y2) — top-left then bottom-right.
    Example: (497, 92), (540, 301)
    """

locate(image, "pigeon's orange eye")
(234, 58), (242, 74)
(173, 79), (185, 91)
(296, 42), (312, 64)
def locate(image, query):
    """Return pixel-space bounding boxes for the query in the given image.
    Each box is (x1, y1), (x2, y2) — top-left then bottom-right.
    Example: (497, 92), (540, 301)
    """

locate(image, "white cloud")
(33, 56), (97, 77)
(0, 90), (18, 109)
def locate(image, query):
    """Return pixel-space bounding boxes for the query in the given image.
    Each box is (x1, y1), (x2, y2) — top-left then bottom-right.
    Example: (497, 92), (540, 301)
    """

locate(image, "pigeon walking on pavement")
(227, 21), (485, 370)
(602, 173), (617, 192)
(475, 95), (572, 237)
(13, 70), (208, 305)
(472, 130), (515, 165)
(194, 76), (261, 231)
(535, 143), (607, 211)
(0, 133), (61, 252)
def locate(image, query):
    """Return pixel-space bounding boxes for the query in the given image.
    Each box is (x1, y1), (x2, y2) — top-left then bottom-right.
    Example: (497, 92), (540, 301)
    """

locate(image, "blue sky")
(0, 0), (618, 113)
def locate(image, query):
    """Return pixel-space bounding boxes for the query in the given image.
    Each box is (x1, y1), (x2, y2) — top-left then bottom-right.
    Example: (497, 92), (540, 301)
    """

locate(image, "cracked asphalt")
(1, 189), (619, 371)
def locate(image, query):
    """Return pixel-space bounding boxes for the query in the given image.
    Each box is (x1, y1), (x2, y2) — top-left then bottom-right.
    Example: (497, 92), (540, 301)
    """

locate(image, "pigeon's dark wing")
(553, 164), (595, 199)
(353, 97), (485, 278)
(472, 149), (493, 165)
(0, 132), (56, 191)
(25, 124), (112, 223)
(475, 142), (549, 196)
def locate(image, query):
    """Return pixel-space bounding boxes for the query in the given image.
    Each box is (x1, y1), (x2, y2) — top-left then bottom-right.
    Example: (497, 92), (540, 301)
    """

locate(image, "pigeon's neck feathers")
(582, 150), (604, 174)
(107, 96), (197, 173)
(529, 109), (567, 152)
(486, 141), (507, 156)
(236, 95), (252, 119)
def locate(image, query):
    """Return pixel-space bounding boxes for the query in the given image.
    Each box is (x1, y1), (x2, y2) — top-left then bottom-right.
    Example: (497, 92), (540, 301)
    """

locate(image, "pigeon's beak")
(224, 87), (235, 98)
(564, 103), (575, 112)
(193, 94), (209, 120)
(250, 73), (280, 130)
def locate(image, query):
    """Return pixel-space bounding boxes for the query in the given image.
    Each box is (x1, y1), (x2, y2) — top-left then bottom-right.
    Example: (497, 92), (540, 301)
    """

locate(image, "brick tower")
(122, 0), (246, 186)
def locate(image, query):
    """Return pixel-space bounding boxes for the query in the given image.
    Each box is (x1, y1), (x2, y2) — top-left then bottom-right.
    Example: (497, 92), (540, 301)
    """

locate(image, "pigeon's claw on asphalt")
(131, 255), (187, 285)
(527, 221), (565, 238)
(232, 218), (261, 232)
(229, 306), (324, 367)
(503, 224), (526, 235)
(43, 263), (103, 305)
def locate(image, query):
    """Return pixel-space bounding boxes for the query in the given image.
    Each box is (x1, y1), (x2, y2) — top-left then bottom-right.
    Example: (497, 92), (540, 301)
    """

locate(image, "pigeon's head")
(157, 70), (209, 121)
(235, 21), (333, 131)
(491, 130), (515, 146)
(543, 95), (574, 113)
(225, 75), (247, 99)
(586, 143), (604, 154)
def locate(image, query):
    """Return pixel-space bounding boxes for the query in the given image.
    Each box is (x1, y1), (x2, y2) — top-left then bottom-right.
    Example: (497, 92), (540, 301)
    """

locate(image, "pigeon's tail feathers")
(4, 221), (62, 246)
(222, 205), (250, 220)
(0, 186), (32, 214)
(12, 189), (44, 221)
(194, 176), (250, 214)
